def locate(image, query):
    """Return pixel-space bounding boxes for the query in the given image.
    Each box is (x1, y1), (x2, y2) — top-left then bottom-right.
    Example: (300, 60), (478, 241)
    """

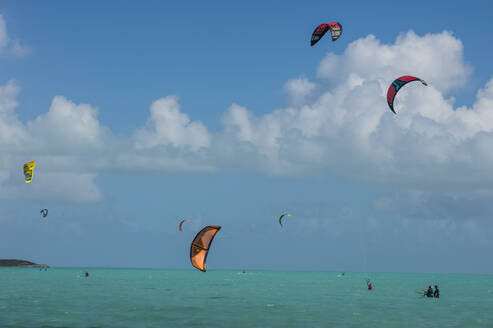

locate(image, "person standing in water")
(434, 285), (440, 298)
(426, 286), (433, 297)
(366, 279), (373, 290)
(85, 272), (89, 277)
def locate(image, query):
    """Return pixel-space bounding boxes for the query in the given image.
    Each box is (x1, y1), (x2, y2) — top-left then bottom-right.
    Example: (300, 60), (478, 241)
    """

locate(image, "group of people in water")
(425, 285), (440, 298)
(364, 277), (439, 298)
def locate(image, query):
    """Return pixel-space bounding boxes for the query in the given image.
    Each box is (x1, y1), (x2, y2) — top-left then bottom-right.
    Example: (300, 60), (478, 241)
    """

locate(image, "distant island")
(0, 259), (49, 268)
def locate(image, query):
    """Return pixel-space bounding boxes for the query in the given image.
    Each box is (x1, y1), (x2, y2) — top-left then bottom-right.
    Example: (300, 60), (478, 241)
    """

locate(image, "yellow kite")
(23, 161), (36, 183)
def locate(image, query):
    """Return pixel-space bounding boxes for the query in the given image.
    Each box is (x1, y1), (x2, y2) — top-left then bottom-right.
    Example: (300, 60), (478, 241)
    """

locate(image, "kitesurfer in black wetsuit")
(434, 285), (439, 298)
(426, 286), (433, 297)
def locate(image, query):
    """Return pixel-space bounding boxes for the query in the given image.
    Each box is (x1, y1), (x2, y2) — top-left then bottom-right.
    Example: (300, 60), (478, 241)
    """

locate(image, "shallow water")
(1, 268), (492, 327)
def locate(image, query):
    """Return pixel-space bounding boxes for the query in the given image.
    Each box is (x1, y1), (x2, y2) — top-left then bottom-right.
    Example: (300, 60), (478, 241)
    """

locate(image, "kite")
(179, 219), (191, 232)
(387, 75), (428, 114)
(23, 161), (36, 183)
(40, 209), (48, 218)
(278, 213), (291, 227)
(190, 225), (221, 272)
(311, 22), (342, 46)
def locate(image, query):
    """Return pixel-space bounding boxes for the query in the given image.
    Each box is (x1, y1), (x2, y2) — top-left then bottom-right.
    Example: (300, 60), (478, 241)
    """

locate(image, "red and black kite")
(179, 219), (191, 232)
(311, 22), (342, 46)
(387, 75), (428, 114)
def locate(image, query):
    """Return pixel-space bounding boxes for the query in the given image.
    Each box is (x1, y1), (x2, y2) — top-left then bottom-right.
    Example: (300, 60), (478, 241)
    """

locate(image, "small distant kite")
(311, 22), (342, 46)
(190, 225), (221, 272)
(387, 75), (428, 114)
(40, 209), (48, 218)
(278, 213), (291, 227)
(23, 161), (36, 183)
(179, 219), (191, 232)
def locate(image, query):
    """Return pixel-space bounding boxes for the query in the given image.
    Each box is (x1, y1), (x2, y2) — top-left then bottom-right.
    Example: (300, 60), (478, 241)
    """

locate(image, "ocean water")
(1, 268), (492, 327)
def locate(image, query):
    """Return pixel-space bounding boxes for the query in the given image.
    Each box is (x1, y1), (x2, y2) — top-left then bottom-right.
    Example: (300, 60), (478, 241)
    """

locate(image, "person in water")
(426, 286), (434, 297)
(85, 271), (89, 277)
(434, 285), (440, 298)
(366, 280), (373, 290)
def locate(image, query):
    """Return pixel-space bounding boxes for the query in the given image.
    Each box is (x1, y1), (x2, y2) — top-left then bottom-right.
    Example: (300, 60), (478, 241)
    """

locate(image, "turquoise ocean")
(1, 268), (492, 327)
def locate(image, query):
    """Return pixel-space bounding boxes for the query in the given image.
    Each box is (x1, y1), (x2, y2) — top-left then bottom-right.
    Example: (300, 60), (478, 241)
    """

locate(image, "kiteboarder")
(434, 285), (440, 298)
(426, 286), (433, 297)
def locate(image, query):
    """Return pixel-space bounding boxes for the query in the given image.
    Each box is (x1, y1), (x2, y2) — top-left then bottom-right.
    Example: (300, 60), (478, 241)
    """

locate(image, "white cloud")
(0, 82), (108, 203)
(284, 76), (317, 106)
(0, 81), (28, 147)
(134, 95), (210, 152)
(216, 30), (493, 193)
(27, 96), (107, 153)
(0, 171), (102, 203)
(0, 87), (213, 202)
(317, 31), (472, 93)
(0, 14), (8, 52)
(0, 14), (29, 56)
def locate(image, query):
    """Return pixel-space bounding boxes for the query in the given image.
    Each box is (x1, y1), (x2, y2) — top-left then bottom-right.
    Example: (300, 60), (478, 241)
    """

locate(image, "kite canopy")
(23, 161), (36, 183)
(179, 219), (191, 232)
(278, 213), (291, 227)
(311, 22), (342, 46)
(387, 75), (428, 114)
(40, 209), (48, 218)
(190, 225), (221, 272)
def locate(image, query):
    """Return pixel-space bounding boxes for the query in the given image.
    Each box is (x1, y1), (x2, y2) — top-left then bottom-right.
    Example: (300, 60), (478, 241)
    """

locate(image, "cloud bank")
(2, 30), (493, 203)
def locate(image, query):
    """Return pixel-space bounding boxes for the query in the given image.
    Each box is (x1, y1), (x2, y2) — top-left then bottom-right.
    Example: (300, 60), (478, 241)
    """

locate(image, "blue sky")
(1, 0), (493, 273)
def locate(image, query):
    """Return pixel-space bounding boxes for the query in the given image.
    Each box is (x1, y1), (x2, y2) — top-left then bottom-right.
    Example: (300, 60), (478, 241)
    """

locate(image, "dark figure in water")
(434, 285), (440, 298)
(426, 286), (434, 297)
(366, 279), (373, 290)
(85, 272), (89, 277)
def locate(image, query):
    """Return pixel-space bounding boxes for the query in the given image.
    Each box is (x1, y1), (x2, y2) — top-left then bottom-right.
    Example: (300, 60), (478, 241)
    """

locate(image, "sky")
(1, 0), (493, 273)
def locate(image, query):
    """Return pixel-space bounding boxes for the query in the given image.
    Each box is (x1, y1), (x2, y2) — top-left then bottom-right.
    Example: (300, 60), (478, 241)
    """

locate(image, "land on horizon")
(0, 259), (49, 268)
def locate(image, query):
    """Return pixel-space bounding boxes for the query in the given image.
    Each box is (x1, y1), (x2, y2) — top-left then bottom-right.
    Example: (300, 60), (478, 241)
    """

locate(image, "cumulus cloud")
(216, 30), (493, 193)
(317, 31), (472, 93)
(0, 83), (109, 202)
(134, 95), (210, 152)
(0, 87), (213, 202)
(284, 76), (317, 106)
(27, 96), (107, 153)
